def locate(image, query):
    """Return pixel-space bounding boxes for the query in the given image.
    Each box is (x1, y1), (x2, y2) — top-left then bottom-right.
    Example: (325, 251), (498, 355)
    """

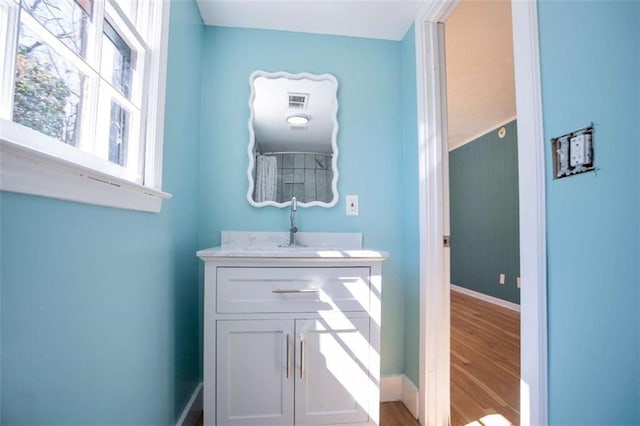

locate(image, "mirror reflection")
(247, 71), (339, 207)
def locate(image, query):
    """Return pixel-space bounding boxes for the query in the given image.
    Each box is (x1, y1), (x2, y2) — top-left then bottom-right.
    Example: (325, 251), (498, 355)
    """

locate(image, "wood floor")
(450, 291), (520, 425)
(380, 402), (420, 426)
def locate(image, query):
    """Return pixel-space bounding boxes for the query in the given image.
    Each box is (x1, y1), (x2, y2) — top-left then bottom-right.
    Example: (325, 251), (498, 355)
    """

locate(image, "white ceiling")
(252, 75), (337, 154)
(445, 0), (516, 150)
(195, 0), (429, 41)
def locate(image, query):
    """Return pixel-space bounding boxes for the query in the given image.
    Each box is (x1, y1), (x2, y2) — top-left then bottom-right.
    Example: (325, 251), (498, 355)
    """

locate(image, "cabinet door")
(295, 317), (371, 425)
(217, 320), (294, 425)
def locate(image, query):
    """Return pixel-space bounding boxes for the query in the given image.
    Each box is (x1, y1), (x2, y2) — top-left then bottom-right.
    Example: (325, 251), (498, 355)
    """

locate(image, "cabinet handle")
(286, 334), (290, 379)
(272, 289), (319, 294)
(300, 338), (304, 379)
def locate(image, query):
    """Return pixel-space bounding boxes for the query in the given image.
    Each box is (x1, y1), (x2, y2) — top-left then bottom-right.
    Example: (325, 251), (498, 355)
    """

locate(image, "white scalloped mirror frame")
(246, 70), (339, 208)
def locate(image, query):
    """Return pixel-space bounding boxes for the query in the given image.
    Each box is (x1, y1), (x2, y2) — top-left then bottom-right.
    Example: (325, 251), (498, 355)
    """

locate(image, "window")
(0, 0), (171, 212)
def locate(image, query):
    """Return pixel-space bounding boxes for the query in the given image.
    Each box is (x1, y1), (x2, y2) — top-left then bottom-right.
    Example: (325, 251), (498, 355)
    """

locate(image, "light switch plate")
(346, 195), (359, 216)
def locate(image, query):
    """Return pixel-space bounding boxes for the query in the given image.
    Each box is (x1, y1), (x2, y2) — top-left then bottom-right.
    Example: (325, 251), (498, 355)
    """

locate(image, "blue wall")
(0, 0), (203, 423)
(400, 25), (420, 387)
(449, 121), (520, 304)
(165, 0), (204, 419)
(198, 26), (407, 376)
(538, 1), (640, 423)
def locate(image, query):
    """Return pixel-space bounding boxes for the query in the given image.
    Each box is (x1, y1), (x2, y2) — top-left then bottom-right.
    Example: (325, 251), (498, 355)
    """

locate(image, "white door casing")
(415, 16), (452, 426)
(510, 2), (548, 423)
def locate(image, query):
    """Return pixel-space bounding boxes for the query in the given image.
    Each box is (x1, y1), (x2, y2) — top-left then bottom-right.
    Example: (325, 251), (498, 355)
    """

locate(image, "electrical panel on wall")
(552, 125), (595, 179)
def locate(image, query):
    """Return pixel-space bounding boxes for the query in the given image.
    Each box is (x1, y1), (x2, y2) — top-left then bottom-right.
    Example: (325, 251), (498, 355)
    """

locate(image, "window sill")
(0, 132), (172, 213)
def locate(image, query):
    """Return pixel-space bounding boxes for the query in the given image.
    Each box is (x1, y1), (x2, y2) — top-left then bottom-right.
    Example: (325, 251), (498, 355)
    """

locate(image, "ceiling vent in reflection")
(288, 93), (308, 109)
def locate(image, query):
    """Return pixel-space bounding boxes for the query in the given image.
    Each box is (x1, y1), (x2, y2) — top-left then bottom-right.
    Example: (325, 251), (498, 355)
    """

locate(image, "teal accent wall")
(0, 0), (203, 423)
(449, 121), (520, 304)
(400, 25), (420, 387)
(198, 27), (407, 376)
(538, 1), (640, 423)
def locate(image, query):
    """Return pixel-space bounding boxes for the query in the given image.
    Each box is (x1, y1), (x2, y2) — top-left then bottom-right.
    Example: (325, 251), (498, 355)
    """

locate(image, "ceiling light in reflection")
(286, 113), (310, 126)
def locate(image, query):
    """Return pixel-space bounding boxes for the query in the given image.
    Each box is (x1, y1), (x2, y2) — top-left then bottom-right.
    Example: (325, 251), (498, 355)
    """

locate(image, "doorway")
(415, 1), (548, 425)
(445, 1), (520, 423)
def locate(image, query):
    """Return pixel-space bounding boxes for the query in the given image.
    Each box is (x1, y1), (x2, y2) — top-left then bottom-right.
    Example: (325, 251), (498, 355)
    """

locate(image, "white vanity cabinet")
(294, 316), (371, 425)
(216, 319), (294, 425)
(198, 243), (386, 426)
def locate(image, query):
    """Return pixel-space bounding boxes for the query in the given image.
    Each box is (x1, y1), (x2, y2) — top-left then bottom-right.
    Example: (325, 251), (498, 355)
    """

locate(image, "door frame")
(415, 1), (548, 425)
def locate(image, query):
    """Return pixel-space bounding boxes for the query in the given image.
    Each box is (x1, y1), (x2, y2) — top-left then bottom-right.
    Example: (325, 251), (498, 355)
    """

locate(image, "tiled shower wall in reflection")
(273, 153), (333, 203)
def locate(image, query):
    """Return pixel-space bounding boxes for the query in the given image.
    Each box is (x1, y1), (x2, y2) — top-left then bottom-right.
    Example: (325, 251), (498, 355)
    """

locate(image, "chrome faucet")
(289, 196), (298, 246)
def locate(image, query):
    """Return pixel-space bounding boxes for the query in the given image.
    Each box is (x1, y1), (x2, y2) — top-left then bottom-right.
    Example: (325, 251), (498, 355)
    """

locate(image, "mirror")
(247, 71), (339, 207)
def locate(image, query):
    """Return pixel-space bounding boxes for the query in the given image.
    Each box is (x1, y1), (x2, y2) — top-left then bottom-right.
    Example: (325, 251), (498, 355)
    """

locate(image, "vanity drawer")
(216, 267), (370, 313)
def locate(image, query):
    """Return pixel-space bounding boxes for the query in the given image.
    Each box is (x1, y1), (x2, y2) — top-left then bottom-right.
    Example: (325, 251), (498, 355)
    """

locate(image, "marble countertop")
(197, 246), (388, 259)
(197, 231), (388, 260)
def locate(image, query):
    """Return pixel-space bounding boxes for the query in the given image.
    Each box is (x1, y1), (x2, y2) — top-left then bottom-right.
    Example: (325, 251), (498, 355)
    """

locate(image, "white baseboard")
(380, 375), (403, 402)
(176, 382), (203, 426)
(451, 284), (520, 312)
(400, 375), (419, 418)
(380, 375), (419, 418)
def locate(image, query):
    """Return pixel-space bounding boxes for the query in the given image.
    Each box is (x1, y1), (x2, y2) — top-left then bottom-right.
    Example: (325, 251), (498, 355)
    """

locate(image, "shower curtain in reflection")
(255, 154), (277, 202)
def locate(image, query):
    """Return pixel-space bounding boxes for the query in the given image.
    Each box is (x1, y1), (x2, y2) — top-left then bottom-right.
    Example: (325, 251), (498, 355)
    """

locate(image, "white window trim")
(0, 121), (171, 212)
(142, 0), (171, 191)
(0, 0), (172, 213)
